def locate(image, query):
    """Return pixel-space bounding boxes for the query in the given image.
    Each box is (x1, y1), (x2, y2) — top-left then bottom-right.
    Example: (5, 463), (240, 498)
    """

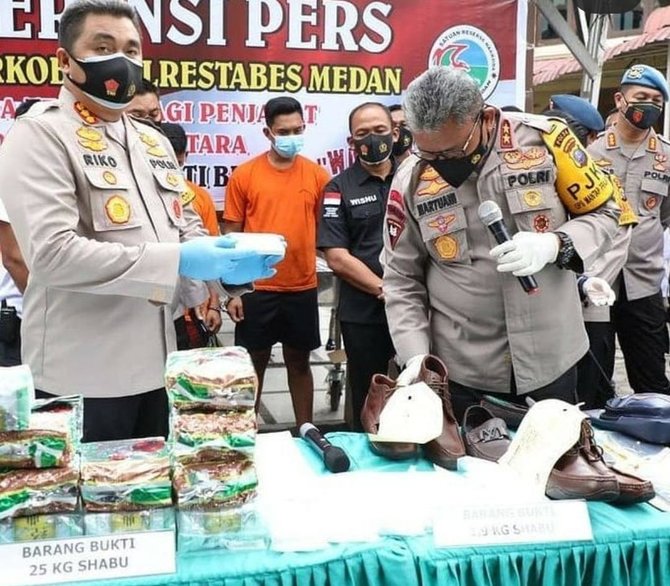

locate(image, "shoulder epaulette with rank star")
(16, 99), (58, 119)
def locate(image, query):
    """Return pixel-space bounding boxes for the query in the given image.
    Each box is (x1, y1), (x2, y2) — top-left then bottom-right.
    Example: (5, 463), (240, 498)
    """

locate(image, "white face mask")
(270, 132), (304, 158)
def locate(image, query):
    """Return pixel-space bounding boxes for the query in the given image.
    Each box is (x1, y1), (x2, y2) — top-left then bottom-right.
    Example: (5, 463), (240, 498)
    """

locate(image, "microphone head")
(324, 446), (351, 473)
(478, 200), (503, 227)
(298, 422), (316, 439)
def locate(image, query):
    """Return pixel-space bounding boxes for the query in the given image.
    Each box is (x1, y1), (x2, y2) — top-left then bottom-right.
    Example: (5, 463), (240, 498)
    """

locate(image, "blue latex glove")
(179, 236), (277, 283)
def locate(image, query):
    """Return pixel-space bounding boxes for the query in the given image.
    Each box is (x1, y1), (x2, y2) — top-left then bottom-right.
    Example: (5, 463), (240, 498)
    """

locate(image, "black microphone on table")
(478, 200), (539, 295)
(299, 423), (350, 473)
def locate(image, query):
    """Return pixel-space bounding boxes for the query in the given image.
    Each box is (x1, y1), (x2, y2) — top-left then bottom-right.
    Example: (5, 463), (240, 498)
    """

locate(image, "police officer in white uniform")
(383, 67), (625, 420)
(0, 0), (279, 441)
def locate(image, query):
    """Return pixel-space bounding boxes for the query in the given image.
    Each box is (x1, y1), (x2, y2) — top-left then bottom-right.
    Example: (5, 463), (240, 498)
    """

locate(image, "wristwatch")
(554, 231), (581, 272)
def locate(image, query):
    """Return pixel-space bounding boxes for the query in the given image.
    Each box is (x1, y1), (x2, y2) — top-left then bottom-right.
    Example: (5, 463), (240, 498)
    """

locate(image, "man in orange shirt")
(224, 97), (330, 426)
(162, 122), (222, 346)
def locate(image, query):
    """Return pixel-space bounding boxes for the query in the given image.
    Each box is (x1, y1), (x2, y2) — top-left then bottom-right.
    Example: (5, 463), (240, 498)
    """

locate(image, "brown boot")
(419, 356), (465, 470)
(546, 420), (620, 501)
(360, 374), (419, 460)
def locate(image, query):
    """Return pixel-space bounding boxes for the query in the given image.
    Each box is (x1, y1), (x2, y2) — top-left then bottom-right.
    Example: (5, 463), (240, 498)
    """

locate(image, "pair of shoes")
(462, 407), (654, 504)
(546, 420), (654, 505)
(360, 355), (465, 469)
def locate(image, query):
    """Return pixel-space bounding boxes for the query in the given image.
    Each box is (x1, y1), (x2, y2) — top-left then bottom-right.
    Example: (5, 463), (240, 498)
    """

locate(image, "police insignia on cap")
(434, 235), (458, 260)
(105, 195), (131, 224)
(523, 190), (542, 207)
(102, 171), (117, 185)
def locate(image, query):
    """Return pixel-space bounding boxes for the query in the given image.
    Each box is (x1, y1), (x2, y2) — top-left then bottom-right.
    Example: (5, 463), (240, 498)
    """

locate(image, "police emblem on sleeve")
(105, 195), (131, 224)
(533, 214), (550, 233)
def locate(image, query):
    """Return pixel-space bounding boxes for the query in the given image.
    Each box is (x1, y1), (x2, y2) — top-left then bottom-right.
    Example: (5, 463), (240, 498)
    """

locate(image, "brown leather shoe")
(462, 405), (511, 462)
(546, 420), (619, 501)
(360, 374), (419, 460)
(418, 356), (465, 470)
(608, 467), (655, 505)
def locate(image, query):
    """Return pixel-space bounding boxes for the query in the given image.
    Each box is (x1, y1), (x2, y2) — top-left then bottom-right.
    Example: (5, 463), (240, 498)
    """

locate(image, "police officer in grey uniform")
(383, 67), (624, 421)
(0, 0), (279, 441)
(588, 65), (670, 395)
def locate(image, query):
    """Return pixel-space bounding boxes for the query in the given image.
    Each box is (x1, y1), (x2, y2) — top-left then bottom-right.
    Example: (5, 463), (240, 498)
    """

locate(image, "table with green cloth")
(60, 432), (670, 586)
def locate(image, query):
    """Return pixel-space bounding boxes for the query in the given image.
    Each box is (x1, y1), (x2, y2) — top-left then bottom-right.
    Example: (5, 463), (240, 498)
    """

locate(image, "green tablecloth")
(65, 432), (670, 586)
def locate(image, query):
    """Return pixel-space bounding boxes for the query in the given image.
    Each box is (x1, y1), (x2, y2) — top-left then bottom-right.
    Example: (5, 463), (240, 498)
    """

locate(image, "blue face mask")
(271, 133), (304, 158)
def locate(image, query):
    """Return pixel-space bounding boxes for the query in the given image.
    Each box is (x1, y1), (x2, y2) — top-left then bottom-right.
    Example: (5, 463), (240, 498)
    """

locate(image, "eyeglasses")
(412, 113), (482, 161)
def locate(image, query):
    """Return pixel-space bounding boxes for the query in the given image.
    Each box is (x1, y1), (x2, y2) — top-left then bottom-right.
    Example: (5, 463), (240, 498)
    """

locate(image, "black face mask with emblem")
(622, 99), (663, 130)
(430, 141), (488, 188)
(67, 53), (144, 111)
(392, 126), (413, 156)
(352, 133), (394, 165)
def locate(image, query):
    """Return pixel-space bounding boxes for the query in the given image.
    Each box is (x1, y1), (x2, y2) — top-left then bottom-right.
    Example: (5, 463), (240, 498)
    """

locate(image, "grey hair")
(59, 0), (141, 53)
(403, 67), (484, 132)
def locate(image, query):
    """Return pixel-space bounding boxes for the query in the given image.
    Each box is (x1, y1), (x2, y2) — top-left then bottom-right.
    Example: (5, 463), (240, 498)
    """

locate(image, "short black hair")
(348, 102), (393, 133)
(264, 97), (303, 127)
(59, 0), (142, 53)
(389, 104), (403, 113)
(15, 99), (41, 119)
(501, 105), (523, 112)
(136, 79), (159, 97)
(161, 122), (187, 156)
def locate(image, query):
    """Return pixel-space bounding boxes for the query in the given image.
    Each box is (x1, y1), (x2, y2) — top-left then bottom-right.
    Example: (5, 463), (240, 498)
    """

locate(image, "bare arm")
(323, 248), (382, 298)
(0, 221), (28, 292)
(223, 220), (243, 234)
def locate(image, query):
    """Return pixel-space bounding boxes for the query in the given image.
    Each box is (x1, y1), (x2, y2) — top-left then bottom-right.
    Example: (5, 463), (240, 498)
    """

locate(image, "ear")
(347, 135), (355, 148)
(56, 48), (71, 74)
(391, 125), (400, 143)
(613, 91), (625, 109)
(262, 127), (272, 141)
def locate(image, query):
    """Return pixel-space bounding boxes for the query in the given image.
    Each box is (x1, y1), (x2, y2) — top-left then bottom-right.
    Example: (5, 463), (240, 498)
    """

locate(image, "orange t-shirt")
(224, 153), (330, 292)
(184, 180), (220, 236)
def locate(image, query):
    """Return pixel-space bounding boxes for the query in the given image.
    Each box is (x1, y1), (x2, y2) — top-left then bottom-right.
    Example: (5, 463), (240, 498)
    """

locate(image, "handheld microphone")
(299, 423), (350, 473)
(478, 200), (539, 295)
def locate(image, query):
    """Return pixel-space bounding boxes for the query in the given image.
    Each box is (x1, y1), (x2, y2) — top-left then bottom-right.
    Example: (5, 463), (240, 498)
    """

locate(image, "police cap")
(549, 94), (605, 132)
(620, 64), (669, 102)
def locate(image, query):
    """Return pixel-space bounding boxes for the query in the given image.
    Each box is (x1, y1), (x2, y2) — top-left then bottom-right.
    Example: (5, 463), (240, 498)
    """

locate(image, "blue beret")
(620, 65), (669, 101)
(549, 94), (604, 132)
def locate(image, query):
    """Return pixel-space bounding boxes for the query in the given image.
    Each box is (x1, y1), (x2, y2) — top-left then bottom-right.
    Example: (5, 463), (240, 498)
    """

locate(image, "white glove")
(490, 232), (560, 277)
(582, 277), (616, 306)
(396, 354), (427, 386)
